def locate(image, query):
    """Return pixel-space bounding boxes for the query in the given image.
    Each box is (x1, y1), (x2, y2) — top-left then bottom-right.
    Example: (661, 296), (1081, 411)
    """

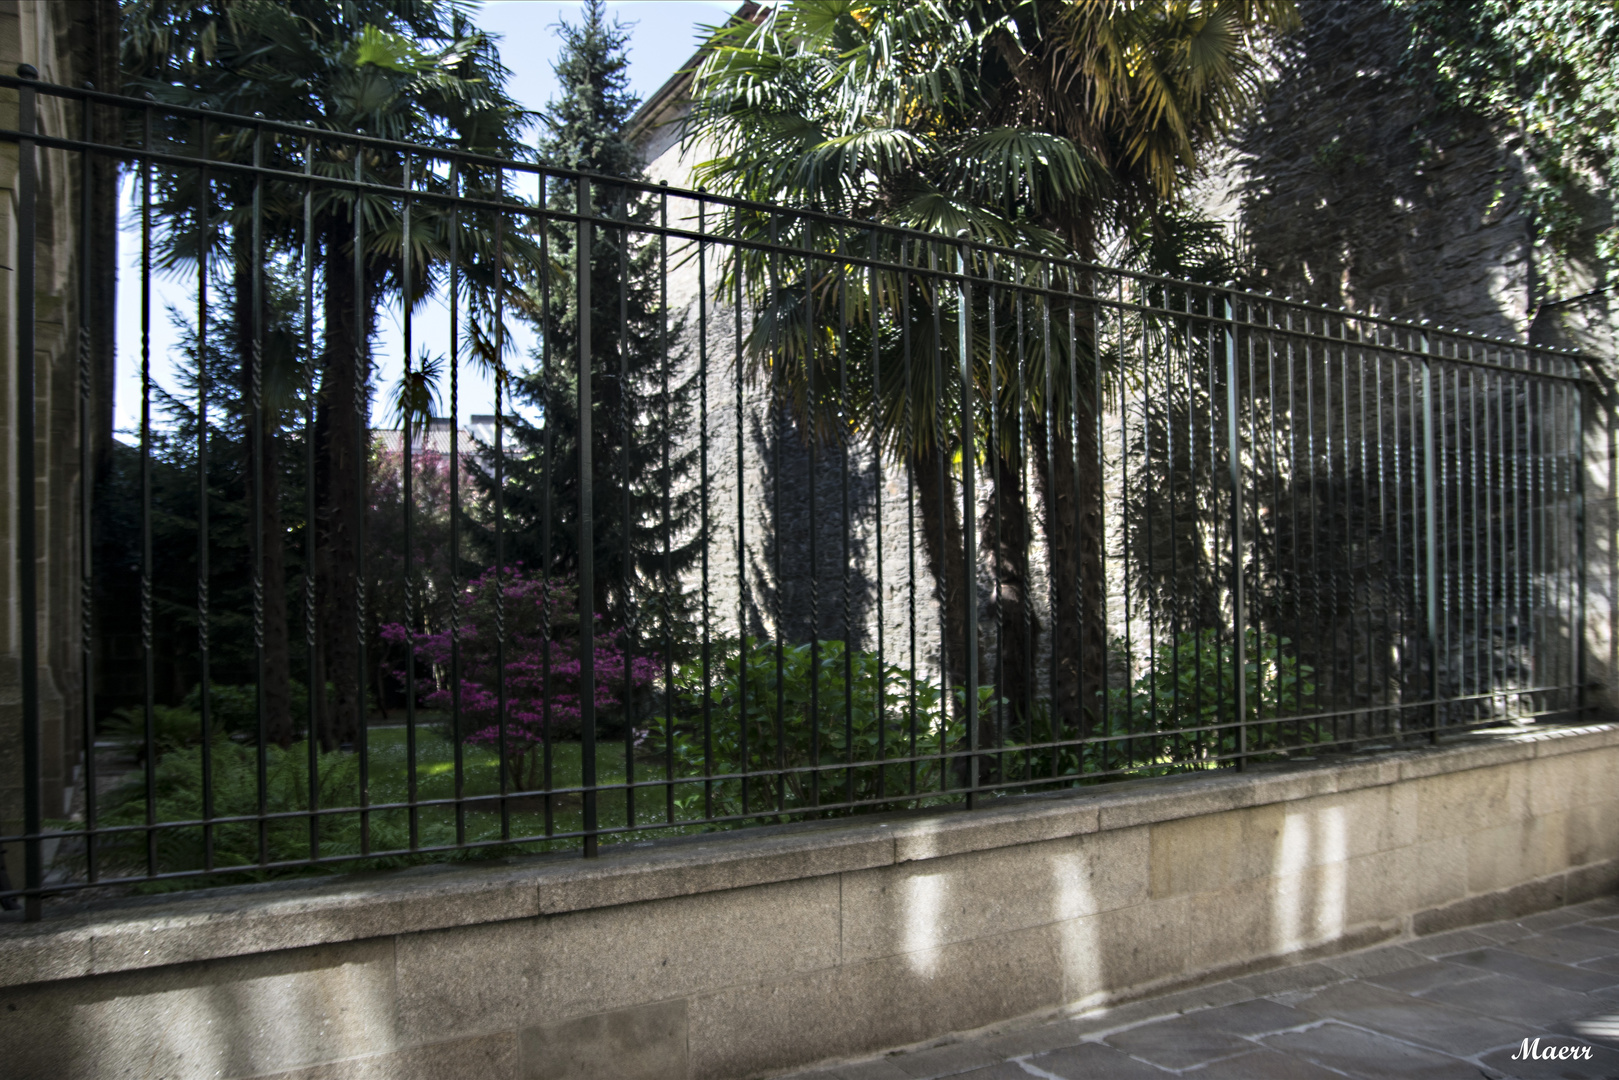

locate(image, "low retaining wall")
(2, 724), (1617, 1080)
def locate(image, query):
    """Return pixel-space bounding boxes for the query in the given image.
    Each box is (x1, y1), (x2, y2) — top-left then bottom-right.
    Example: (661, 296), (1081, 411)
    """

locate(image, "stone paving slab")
(779, 896), (1619, 1080)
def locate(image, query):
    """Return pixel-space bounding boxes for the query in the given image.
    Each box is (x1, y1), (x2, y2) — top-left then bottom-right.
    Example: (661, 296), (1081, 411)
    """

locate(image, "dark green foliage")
(92, 736), (513, 890)
(1108, 629), (1320, 764)
(474, 0), (701, 647)
(1400, 0), (1619, 270)
(644, 638), (975, 821)
(94, 291), (309, 713)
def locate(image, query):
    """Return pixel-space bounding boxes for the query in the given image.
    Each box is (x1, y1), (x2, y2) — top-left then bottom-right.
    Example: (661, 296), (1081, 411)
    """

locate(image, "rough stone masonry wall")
(1, 723), (1616, 1080)
(1235, 0), (1537, 335)
(0, 0), (118, 894)
(1226, 0), (1619, 717)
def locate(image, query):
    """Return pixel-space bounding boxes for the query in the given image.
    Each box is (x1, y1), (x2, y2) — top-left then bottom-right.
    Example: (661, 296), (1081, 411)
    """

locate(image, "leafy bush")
(1107, 628), (1318, 765)
(644, 637), (977, 821)
(180, 680), (312, 733)
(102, 704), (229, 762)
(103, 681), (316, 761)
(91, 732), (515, 889)
(381, 567), (661, 789)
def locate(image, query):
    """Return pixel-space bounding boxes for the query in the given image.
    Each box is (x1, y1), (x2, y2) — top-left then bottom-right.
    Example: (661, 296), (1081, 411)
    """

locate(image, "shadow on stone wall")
(1239, 0), (1530, 336)
(744, 404), (878, 648)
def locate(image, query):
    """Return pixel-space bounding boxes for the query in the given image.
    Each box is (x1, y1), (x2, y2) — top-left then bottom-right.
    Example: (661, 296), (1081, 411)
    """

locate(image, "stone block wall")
(1, 723), (1615, 1079)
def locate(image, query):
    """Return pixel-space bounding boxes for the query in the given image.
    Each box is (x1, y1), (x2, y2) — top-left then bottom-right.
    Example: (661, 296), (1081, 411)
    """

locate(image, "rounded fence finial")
(17, 64), (37, 80)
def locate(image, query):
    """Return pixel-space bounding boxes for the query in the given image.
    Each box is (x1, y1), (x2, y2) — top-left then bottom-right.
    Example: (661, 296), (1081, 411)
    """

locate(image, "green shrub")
(178, 680), (312, 734)
(102, 704), (229, 762)
(1107, 628), (1319, 765)
(644, 638), (977, 821)
(92, 732), (513, 889)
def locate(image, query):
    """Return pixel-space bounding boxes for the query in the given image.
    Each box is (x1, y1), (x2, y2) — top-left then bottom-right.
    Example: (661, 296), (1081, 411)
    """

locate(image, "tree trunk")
(912, 441), (969, 693)
(1033, 314), (1106, 738)
(985, 445), (1038, 753)
(315, 223), (368, 749)
(234, 245), (293, 747)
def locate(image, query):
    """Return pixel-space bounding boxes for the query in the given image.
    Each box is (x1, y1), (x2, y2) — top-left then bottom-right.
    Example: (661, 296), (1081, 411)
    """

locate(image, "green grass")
(361, 726), (667, 844)
(86, 723), (811, 890)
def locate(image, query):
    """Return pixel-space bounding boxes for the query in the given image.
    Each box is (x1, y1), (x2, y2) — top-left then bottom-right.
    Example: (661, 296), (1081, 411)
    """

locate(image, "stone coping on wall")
(1, 721), (1614, 992)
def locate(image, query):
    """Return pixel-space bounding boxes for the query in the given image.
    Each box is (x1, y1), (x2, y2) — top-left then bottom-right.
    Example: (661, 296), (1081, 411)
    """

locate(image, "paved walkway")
(784, 897), (1619, 1080)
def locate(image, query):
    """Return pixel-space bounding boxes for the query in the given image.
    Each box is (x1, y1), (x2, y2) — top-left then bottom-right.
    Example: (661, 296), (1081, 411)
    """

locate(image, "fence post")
(15, 64), (40, 919)
(1421, 327), (1439, 744)
(1576, 375), (1587, 718)
(1224, 289), (1246, 771)
(577, 179), (597, 857)
(956, 247), (977, 807)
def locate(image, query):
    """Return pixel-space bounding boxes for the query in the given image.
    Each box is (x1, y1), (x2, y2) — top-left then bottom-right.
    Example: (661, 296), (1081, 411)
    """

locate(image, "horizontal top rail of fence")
(0, 75), (1595, 917)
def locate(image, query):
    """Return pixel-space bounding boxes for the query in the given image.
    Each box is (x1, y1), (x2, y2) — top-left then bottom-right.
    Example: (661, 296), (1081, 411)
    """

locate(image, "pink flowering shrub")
(380, 567), (661, 788)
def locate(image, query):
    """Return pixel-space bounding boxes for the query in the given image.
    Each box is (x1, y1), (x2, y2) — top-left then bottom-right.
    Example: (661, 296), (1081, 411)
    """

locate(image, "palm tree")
(686, 0), (1295, 744)
(122, 0), (533, 747)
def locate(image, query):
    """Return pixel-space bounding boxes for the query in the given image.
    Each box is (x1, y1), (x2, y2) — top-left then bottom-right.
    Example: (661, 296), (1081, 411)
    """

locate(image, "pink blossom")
(380, 568), (660, 759)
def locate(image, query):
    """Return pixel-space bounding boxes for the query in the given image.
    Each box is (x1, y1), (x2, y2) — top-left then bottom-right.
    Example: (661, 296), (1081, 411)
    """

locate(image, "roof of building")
(624, 2), (768, 158)
(372, 417), (494, 457)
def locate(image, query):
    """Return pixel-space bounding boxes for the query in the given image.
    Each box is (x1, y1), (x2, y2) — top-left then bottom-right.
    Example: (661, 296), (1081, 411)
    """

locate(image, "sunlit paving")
(784, 898), (1619, 1079)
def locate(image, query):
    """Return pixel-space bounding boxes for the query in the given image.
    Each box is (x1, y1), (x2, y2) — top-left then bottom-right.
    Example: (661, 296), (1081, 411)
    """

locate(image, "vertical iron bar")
(617, 187), (634, 830)
(401, 154), (417, 848)
(805, 223), (819, 809)
(989, 265), (1003, 777)
(1354, 338), (1369, 728)
(770, 217), (785, 813)
(697, 199), (712, 822)
(1421, 330), (1439, 741)
(1041, 269), (1056, 781)
(1468, 363), (1480, 711)
(1066, 291), (1081, 773)
(902, 241), (918, 797)
(930, 244), (949, 791)
(16, 65), (41, 919)
(577, 178), (597, 856)
(840, 244), (853, 806)
(1224, 291), (1247, 769)
(538, 173), (554, 836)
(735, 247), (748, 818)
(662, 185), (675, 824)
(1141, 280), (1157, 766)
(1577, 375), (1587, 714)
(1379, 354), (1392, 725)
(494, 185), (508, 838)
(449, 161), (464, 844)
(1265, 312), (1283, 746)
(77, 93), (97, 885)
(958, 248), (978, 807)
(197, 121), (213, 870)
(1093, 291), (1108, 769)
(140, 106), (156, 876)
(1117, 282), (1131, 760)
(301, 139), (317, 861)
(354, 150), (370, 854)
(869, 229), (885, 800)
(251, 125), (268, 866)
(1018, 273), (1032, 768)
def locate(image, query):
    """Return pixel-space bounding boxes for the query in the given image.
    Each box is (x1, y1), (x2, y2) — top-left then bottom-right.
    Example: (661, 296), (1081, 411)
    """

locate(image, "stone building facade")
(624, 0), (1613, 718)
(0, 0), (118, 894)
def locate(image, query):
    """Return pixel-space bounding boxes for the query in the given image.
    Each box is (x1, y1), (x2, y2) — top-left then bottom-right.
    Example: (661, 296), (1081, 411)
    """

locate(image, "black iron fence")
(0, 77), (1592, 916)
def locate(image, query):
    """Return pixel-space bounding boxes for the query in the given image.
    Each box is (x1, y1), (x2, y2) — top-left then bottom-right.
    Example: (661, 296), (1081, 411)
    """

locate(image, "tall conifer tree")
(480, 0), (701, 646)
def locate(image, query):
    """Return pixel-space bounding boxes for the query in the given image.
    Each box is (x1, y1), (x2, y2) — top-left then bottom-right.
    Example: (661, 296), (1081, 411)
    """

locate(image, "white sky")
(112, 0), (735, 437)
